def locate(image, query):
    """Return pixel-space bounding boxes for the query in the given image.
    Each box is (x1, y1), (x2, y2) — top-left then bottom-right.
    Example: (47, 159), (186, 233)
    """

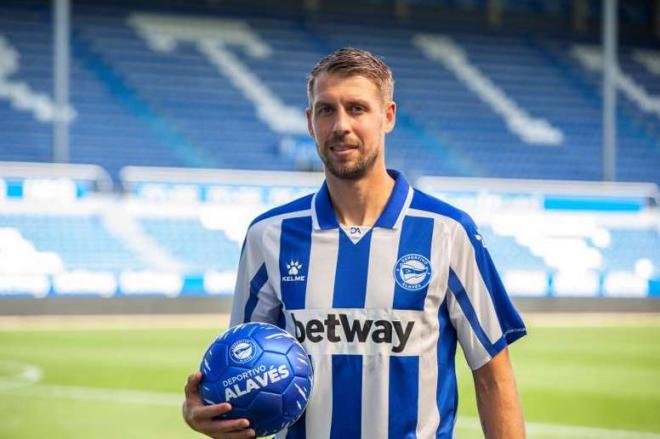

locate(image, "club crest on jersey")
(229, 339), (256, 363)
(394, 254), (432, 291)
(282, 260), (305, 282)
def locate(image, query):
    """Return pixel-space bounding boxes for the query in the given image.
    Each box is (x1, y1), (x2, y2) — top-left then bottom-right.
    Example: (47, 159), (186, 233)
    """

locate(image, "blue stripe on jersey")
(436, 299), (458, 438)
(410, 190), (526, 343)
(374, 169), (410, 228)
(279, 217), (313, 310)
(250, 194), (313, 228)
(388, 356), (419, 439)
(243, 263), (268, 323)
(332, 230), (372, 308)
(330, 355), (362, 439)
(393, 216), (434, 310)
(448, 268), (506, 357)
(314, 182), (339, 230)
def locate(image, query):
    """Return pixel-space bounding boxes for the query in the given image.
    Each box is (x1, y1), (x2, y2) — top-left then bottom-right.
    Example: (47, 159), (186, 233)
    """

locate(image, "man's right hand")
(182, 371), (256, 438)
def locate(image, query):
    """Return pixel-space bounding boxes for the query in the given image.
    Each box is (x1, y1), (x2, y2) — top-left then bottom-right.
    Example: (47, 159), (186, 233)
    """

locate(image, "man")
(183, 48), (527, 438)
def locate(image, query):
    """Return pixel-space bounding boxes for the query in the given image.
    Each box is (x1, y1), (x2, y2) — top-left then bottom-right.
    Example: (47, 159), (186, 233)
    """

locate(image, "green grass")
(0, 323), (659, 438)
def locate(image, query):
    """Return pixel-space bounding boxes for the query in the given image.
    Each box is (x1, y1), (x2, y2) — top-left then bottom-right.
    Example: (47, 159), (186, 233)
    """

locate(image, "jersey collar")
(312, 169), (412, 230)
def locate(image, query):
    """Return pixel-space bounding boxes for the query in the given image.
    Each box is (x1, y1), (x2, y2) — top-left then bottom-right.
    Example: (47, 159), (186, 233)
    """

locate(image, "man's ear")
(306, 107), (314, 138)
(384, 100), (396, 133)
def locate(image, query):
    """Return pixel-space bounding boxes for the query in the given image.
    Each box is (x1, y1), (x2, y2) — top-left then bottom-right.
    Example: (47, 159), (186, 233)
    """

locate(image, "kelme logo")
(394, 254), (432, 291)
(282, 259), (305, 282)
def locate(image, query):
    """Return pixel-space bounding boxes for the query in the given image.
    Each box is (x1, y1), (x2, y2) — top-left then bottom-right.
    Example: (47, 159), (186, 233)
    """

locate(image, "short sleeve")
(229, 224), (282, 327)
(446, 216), (526, 370)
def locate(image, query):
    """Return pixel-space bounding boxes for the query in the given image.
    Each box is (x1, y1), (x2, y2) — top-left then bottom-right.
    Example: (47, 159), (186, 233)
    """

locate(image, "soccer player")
(183, 48), (527, 438)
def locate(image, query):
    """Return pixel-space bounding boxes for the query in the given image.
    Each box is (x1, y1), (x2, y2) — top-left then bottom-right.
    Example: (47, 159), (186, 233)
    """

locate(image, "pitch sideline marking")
(0, 363), (658, 439)
(456, 416), (660, 438)
(0, 360), (43, 391)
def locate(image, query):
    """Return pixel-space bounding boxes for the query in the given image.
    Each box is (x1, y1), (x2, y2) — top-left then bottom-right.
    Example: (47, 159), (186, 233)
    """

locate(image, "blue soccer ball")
(199, 322), (314, 437)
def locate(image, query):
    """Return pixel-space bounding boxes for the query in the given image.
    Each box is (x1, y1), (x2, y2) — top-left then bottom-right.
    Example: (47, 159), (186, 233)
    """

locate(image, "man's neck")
(325, 166), (395, 227)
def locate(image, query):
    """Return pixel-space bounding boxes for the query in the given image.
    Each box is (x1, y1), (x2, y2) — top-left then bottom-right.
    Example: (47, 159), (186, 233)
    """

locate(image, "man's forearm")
(473, 348), (526, 439)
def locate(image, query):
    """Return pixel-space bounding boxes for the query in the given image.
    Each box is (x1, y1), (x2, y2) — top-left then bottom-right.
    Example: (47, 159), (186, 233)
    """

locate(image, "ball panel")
(282, 376), (313, 419)
(252, 326), (298, 355)
(200, 341), (228, 382)
(286, 343), (313, 378)
(199, 380), (222, 406)
(247, 391), (285, 436)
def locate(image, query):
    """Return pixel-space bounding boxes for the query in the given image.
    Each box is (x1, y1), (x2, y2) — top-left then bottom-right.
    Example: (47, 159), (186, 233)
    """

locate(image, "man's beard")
(319, 144), (380, 181)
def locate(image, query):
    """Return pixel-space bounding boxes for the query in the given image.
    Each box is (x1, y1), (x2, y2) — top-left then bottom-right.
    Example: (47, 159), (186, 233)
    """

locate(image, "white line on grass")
(0, 360), (42, 391)
(1, 361), (659, 438)
(10, 383), (183, 407)
(457, 416), (660, 438)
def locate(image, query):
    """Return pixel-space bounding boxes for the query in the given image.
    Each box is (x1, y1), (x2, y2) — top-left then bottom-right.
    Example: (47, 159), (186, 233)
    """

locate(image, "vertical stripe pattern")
(305, 355), (333, 438)
(436, 300), (458, 438)
(364, 228), (400, 309)
(332, 230), (372, 308)
(243, 263), (268, 322)
(393, 216), (435, 310)
(330, 355), (363, 438)
(279, 217), (313, 310)
(388, 356), (419, 439)
(235, 174), (526, 439)
(305, 230), (340, 310)
(361, 354), (389, 438)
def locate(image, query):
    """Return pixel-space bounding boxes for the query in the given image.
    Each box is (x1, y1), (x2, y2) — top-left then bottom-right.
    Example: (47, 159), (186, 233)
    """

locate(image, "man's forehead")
(311, 72), (382, 103)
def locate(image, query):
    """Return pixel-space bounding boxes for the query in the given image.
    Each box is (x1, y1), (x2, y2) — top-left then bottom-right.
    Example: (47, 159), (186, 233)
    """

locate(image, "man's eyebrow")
(346, 98), (370, 106)
(313, 101), (337, 112)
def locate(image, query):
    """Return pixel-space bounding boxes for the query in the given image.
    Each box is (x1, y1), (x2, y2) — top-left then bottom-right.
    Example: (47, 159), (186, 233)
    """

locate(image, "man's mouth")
(329, 143), (358, 152)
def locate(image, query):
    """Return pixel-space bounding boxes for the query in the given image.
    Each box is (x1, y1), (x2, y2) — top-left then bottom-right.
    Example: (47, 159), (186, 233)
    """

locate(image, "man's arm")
(472, 347), (526, 439)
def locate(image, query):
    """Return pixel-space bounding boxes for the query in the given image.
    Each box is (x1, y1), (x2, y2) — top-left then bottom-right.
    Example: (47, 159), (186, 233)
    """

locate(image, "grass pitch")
(0, 315), (658, 439)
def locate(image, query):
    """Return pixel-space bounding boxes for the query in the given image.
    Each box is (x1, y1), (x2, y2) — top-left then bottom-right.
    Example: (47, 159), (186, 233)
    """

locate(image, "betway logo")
(291, 313), (414, 353)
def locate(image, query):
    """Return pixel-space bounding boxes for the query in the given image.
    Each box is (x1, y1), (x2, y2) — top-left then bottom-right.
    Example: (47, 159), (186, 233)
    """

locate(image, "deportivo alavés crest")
(394, 253), (432, 290)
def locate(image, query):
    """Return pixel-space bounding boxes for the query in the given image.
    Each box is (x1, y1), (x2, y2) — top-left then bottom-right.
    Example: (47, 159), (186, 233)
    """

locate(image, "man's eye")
(317, 106), (333, 115)
(351, 106), (365, 113)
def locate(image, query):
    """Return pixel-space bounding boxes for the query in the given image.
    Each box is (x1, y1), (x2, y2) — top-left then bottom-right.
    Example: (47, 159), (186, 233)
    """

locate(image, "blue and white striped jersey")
(230, 170), (526, 439)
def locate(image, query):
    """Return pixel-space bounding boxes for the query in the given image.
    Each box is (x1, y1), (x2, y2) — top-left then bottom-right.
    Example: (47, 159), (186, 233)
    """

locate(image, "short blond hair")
(307, 48), (394, 103)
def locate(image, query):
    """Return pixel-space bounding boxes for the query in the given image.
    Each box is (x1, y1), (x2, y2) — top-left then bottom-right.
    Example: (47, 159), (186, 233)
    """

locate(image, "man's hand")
(473, 348), (526, 439)
(182, 371), (256, 438)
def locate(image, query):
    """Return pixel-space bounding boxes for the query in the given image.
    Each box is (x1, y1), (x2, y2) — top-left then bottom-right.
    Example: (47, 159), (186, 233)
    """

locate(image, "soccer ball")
(199, 322), (314, 437)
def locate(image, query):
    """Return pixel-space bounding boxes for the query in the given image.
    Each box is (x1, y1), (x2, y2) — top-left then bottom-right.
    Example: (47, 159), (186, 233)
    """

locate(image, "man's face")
(306, 73), (396, 180)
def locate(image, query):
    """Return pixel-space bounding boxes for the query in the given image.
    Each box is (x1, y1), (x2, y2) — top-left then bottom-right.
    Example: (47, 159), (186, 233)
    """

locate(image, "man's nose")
(332, 108), (350, 135)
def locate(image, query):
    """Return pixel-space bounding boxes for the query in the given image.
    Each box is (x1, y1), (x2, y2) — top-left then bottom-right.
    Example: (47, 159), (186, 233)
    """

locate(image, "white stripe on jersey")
(305, 355), (333, 438)
(305, 229), (340, 310)
(361, 354), (389, 438)
(364, 228), (400, 308)
(416, 216), (448, 436)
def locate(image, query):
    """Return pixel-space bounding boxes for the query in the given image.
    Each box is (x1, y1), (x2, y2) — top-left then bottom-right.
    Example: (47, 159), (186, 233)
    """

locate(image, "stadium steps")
(70, 27), (217, 171)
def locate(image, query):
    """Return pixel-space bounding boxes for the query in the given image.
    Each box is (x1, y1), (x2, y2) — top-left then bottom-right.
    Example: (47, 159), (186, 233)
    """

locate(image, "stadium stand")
(0, 214), (146, 272)
(139, 218), (240, 273)
(0, 165), (657, 299)
(0, 0), (658, 182)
